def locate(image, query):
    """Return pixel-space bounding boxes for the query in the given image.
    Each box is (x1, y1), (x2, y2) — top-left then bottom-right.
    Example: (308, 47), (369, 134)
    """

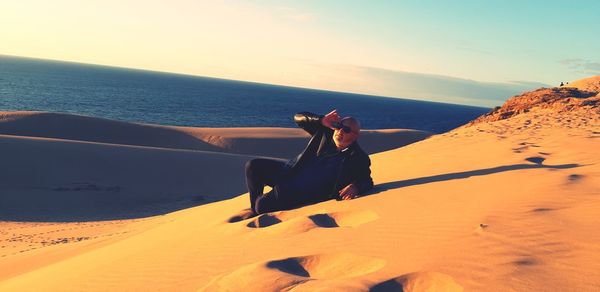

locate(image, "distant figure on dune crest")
(560, 82), (564, 87)
(244, 109), (374, 215)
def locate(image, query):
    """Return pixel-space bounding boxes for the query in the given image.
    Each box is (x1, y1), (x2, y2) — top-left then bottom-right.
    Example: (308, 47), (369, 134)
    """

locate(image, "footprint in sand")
(512, 257), (538, 267)
(567, 174), (584, 183)
(370, 271), (463, 292)
(227, 208), (256, 223)
(201, 252), (386, 291)
(266, 253), (385, 279)
(245, 210), (379, 234)
(50, 182), (121, 192)
(512, 145), (529, 153)
(513, 142), (541, 153)
(531, 207), (555, 213)
(246, 214), (282, 228)
(525, 156), (545, 165)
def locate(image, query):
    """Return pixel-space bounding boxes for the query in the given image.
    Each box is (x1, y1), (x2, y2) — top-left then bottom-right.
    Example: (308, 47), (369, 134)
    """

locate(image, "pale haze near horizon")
(1, 0), (598, 107)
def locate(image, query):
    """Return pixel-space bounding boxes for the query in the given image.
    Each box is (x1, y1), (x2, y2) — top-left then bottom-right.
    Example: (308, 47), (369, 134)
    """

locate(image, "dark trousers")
(245, 158), (290, 214)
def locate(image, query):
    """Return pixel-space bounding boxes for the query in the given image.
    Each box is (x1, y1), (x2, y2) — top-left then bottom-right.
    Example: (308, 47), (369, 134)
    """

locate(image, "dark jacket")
(285, 112), (374, 199)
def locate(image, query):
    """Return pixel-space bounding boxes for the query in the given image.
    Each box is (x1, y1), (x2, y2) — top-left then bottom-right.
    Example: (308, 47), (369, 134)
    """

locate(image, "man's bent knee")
(245, 159), (259, 174)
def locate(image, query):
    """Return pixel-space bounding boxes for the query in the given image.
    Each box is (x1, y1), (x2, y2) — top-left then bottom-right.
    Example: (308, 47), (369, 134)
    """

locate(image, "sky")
(1, 0), (598, 107)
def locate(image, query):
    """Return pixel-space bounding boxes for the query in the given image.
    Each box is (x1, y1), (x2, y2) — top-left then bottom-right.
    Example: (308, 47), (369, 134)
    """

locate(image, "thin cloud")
(311, 64), (548, 107)
(508, 80), (551, 88)
(560, 58), (600, 74)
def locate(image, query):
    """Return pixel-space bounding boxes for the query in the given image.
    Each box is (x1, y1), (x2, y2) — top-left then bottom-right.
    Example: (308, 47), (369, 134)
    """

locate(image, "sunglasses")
(331, 121), (354, 134)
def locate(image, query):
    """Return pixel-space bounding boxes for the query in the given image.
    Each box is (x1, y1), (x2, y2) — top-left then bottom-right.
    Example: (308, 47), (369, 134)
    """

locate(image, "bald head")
(340, 117), (361, 135)
(333, 116), (361, 150)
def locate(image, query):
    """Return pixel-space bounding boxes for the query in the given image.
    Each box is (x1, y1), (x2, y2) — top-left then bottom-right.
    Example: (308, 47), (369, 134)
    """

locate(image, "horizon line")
(0, 53), (492, 109)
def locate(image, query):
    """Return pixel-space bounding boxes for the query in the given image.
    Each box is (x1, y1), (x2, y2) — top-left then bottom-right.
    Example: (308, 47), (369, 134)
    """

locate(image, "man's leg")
(245, 158), (288, 213)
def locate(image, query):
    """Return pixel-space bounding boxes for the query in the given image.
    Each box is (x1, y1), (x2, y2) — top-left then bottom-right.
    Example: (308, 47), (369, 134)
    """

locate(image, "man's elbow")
(293, 113), (306, 125)
(294, 111), (317, 122)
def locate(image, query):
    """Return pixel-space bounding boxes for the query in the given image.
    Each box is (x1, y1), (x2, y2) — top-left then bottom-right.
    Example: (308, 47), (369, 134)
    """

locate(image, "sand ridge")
(0, 111), (432, 158)
(201, 252), (387, 291)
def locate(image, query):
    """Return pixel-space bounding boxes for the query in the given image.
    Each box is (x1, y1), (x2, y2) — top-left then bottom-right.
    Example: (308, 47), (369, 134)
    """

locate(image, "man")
(244, 109), (373, 215)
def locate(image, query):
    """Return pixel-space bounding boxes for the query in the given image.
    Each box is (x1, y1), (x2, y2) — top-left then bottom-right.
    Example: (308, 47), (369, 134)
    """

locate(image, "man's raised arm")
(294, 109), (340, 136)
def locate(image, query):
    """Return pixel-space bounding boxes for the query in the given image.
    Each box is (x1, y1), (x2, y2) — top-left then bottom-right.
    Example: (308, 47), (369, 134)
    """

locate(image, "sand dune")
(182, 127), (431, 158)
(0, 111), (226, 153)
(1, 76), (599, 291)
(0, 111), (431, 158)
(566, 75), (600, 92)
(0, 134), (255, 221)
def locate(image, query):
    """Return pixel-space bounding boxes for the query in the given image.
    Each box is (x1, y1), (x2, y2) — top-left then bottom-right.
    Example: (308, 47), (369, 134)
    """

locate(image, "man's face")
(333, 117), (360, 149)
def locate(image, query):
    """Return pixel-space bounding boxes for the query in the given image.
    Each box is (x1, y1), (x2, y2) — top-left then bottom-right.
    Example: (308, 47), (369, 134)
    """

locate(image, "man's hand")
(321, 109), (341, 130)
(339, 183), (359, 200)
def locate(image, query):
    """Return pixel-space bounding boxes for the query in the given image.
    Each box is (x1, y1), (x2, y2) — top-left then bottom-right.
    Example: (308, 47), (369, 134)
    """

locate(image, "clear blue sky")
(1, 0), (598, 106)
(260, 0), (599, 81)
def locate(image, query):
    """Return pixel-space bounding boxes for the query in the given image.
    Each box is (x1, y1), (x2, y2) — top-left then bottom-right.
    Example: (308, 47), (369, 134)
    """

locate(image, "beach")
(1, 76), (599, 291)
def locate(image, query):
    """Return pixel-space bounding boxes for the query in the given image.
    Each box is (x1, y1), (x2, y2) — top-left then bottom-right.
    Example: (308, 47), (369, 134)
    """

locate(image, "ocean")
(0, 55), (489, 133)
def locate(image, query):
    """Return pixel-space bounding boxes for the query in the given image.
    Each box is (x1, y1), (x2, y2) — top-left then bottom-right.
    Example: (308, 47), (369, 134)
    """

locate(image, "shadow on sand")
(367, 162), (582, 196)
(4, 161), (582, 222)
